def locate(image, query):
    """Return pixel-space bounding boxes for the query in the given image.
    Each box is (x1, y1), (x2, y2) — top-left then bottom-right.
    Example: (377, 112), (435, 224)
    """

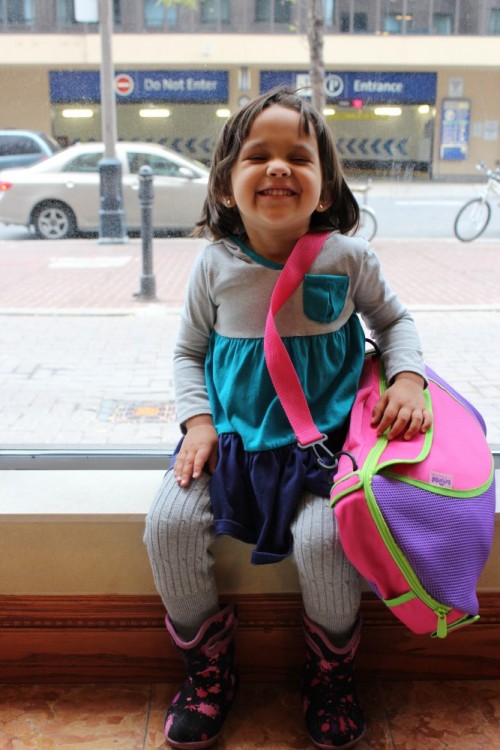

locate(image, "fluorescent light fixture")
(323, 108), (336, 116)
(216, 109), (231, 118)
(374, 107), (402, 117)
(139, 108), (171, 118)
(418, 104), (430, 114)
(62, 108), (94, 118)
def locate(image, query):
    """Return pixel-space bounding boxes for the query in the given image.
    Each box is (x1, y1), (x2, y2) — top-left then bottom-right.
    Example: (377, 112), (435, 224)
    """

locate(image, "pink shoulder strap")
(264, 232), (333, 459)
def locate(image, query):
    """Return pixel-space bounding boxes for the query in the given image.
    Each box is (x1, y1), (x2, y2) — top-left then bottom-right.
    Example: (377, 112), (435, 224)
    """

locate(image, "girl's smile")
(229, 105), (330, 262)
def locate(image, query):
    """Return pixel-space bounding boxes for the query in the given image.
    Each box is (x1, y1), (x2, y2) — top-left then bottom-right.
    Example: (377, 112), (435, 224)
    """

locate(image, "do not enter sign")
(115, 74), (134, 96)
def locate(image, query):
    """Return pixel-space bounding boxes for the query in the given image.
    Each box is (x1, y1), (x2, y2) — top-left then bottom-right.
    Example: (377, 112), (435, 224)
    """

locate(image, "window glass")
(324, 0), (335, 27)
(353, 12), (367, 31)
(0, 134), (41, 155)
(488, 8), (500, 33)
(383, 13), (413, 34)
(433, 12), (453, 33)
(144, 0), (164, 27)
(16, 135), (41, 154)
(62, 152), (102, 172)
(128, 151), (190, 177)
(57, 0), (120, 27)
(255, 0), (270, 22)
(113, 0), (121, 26)
(58, 0), (73, 24)
(144, 0), (178, 27)
(201, 0), (230, 24)
(274, 0), (292, 23)
(7, 0), (34, 25)
(255, 0), (292, 24)
(0, 0), (499, 458)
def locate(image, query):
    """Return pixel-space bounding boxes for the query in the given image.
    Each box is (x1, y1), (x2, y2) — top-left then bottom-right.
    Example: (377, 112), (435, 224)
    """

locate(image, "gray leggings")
(144, 470), (361, 641)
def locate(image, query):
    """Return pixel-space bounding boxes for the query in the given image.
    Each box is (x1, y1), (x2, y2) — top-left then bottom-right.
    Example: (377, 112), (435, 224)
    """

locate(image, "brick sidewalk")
(1, 236), (499, 310)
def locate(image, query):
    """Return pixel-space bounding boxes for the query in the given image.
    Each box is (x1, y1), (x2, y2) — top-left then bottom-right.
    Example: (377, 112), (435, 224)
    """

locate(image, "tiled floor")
(0, 680), (498, 749)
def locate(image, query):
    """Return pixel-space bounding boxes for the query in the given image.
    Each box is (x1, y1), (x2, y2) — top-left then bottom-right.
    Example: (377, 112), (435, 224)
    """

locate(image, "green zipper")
(361, 433), (453, 638)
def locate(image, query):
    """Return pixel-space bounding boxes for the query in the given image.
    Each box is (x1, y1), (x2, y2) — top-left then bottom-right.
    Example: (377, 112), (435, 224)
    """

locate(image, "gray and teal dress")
(173, 232), (425, 564)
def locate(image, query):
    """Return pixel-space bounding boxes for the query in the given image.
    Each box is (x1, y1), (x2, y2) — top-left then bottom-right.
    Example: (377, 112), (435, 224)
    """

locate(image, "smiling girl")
(145, 88), (431, 750)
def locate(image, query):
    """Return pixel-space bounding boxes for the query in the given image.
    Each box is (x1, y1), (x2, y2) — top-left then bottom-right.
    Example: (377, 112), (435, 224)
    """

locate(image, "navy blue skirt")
(173, 428), (346, 565)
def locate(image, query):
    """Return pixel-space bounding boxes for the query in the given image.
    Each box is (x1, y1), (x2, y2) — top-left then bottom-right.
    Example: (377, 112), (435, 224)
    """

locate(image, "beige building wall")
(1, 34), (498, 178)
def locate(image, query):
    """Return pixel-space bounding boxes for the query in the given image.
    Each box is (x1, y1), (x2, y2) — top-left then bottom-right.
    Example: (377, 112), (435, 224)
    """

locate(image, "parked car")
(0, 129), (61, 170)
(0, 141), (209, 239)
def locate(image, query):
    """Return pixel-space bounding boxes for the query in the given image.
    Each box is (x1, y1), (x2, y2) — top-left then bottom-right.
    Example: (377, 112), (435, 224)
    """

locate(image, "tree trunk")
(307, 0), (325, 112)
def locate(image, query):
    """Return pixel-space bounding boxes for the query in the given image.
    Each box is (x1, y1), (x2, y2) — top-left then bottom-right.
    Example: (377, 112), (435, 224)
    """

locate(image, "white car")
(0, 141), (209, 239)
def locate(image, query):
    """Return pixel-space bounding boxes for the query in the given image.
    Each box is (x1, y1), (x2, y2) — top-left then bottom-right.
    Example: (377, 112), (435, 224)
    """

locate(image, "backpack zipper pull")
(436, 609), (448, 639)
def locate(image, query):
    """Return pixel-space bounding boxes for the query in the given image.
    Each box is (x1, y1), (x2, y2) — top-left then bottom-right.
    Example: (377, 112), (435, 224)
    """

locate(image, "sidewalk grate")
(98, 400), (176, 423)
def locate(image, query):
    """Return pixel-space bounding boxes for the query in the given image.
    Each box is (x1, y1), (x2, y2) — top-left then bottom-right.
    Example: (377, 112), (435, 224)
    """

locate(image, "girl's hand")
(371, 372), (433, 441)
(174, 415), (219, 487)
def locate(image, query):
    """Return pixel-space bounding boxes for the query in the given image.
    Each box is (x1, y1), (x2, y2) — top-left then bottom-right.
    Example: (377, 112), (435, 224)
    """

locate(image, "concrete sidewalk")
(0, 235), (499, 446)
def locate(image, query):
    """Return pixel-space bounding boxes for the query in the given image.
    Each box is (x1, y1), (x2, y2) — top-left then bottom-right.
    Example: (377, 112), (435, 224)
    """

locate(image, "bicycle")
(454, 162), (500, 242)
(351, 181), (378, 241)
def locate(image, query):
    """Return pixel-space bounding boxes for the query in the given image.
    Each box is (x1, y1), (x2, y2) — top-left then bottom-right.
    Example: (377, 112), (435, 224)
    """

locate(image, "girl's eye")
(247, 154), (266, 161)
(292, 156), (310, 163)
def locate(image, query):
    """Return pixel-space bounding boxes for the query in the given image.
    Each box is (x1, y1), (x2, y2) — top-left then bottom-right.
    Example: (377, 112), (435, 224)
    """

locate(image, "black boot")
(302, 612), (365, 749)
(164, 603), (238, 749)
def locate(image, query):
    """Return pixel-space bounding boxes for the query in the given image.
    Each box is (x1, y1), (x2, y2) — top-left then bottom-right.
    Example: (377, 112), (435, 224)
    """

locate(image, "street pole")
(98, 0), (127, 243)
(134, 165), (157, 300)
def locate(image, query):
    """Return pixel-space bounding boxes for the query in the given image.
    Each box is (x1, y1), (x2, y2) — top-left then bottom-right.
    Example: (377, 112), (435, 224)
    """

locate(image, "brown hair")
(193, 87), (359, 240)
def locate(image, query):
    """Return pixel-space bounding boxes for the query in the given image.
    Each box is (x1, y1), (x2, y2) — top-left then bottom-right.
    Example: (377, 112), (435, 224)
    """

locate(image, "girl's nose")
(267, 161), (291, 177)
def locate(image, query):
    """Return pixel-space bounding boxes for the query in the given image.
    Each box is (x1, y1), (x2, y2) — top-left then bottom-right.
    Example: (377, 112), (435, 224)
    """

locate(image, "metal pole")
(134, 165), (157, 300)
(98, 0), (127, 244)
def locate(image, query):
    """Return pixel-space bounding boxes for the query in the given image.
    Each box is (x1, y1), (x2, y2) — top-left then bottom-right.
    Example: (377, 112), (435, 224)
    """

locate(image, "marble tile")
(380, 680), (500, 749)
(1, 680), (498, 749)
(0, 684), (151, 749)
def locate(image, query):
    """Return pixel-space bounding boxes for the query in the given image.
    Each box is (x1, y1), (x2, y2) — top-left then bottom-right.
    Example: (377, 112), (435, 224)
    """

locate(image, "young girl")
(145, 88), (431, 750)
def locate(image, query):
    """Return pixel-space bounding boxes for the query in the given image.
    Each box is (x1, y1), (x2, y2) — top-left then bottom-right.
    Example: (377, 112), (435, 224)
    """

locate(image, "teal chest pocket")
(303, 274), (349, 324)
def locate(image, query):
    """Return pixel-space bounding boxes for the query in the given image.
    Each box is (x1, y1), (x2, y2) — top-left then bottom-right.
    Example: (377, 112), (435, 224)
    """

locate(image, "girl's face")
(229, 105), (330, 261)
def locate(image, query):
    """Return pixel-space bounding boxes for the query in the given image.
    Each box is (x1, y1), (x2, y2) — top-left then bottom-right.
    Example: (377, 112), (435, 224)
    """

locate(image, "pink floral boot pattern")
(164, 603), (238, 749)
(301, 612), (365, 749)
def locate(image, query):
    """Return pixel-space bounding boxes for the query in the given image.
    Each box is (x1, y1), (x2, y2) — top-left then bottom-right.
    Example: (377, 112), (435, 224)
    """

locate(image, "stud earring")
(318, 202), (323, 210)
(226, 197), (232, 207)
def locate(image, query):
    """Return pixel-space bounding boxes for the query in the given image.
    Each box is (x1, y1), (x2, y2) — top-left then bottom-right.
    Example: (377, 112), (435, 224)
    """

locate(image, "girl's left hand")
(371, 371), (433, 441)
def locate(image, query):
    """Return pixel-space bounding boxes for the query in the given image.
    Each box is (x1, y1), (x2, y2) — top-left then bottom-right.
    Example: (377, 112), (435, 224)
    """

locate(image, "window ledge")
(0, 449), (498, 521)
(0, 469), (166, 521)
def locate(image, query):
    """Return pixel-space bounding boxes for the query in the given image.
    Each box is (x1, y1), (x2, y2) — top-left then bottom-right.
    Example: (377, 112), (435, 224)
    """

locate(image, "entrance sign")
(261, 71), (437, 105)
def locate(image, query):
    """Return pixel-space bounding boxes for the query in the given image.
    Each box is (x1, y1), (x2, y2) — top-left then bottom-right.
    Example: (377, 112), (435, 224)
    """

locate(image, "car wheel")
(32, 202), (77, 240)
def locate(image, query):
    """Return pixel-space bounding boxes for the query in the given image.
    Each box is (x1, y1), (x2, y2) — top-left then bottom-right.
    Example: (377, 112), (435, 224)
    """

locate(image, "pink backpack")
(265, 233), (496, 638)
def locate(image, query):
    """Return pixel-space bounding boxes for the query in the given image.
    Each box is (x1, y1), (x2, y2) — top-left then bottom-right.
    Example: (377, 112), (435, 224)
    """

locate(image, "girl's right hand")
(174, 415), (219, 487)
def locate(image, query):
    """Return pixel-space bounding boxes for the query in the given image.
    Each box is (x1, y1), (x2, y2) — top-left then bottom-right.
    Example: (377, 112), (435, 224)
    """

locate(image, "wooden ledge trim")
(0, 592), (498, 683)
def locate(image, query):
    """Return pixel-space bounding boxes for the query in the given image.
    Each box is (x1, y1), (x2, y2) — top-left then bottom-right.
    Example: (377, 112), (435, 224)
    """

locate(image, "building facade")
(1, 0), (499, 179)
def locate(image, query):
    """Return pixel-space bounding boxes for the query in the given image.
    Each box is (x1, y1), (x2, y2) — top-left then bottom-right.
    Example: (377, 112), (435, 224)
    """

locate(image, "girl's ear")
(223, 195), (235, 208)
(316, 192), (333, 212)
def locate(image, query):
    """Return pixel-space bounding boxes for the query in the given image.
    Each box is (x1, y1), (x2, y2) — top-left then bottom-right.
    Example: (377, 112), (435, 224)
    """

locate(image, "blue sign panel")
(49, 70), (229, 104)
(260, 71), (437, 104)
(439, 99), (470, 161)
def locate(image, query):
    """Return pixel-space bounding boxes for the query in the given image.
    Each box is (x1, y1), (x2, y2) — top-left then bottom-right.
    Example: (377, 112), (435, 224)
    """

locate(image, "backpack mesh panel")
(371, 475), (495, 614)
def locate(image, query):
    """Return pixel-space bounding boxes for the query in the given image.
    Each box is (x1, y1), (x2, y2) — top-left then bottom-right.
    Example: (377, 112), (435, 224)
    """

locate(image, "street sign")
(114, 74), (135, 97)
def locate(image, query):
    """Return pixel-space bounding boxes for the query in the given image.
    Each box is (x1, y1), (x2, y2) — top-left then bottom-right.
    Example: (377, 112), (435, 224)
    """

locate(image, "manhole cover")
(98, 400), (176, 423)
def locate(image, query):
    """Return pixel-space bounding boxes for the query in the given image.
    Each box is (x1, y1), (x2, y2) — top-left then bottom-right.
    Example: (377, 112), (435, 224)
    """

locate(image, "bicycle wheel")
(454, 198), (491, 242)
(358, 206), (377, 241)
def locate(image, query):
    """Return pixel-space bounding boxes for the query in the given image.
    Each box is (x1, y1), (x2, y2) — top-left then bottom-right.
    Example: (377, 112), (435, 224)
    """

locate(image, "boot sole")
(309, 727), (366, 750)
(165, 735), (221, 750)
